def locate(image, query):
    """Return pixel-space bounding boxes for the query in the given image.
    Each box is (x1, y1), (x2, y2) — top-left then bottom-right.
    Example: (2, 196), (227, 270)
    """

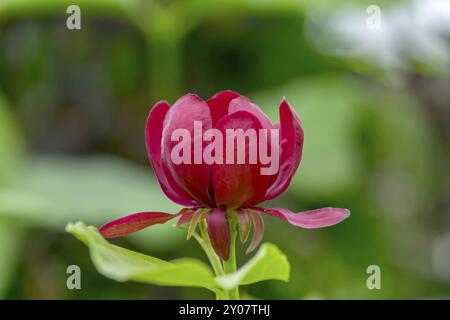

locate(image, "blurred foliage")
(0, 91), (24, 297)
(0, 0), (449, 299)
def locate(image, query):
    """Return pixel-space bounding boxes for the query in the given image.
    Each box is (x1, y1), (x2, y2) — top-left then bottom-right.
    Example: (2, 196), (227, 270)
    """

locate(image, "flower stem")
(194, 220), (228, 300)
(223, 209), (240, 300)
(193, 212), (240, 300)
(197, 220), (224, 277)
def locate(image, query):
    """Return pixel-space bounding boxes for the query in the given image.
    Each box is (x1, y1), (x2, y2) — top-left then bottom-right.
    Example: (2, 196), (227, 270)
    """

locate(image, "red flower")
(100, 91), (350, 260)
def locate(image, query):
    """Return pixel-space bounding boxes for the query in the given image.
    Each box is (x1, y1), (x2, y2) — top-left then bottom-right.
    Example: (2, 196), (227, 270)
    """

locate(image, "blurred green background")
(0, 0), (449, 299)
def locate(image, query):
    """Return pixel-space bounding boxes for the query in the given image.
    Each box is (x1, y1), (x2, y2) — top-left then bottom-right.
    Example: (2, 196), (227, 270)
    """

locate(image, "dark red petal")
(100, 211), (179, 238)
(264, 98), (304, 200)
(206, 207), (230, 261)
(256, 207), (350, 229)
(246, 209), (265, 254)
(161, 93), (215, 207)
(207, 90), (240, 126)
(145, 101), (197, 206)
(229, 96), (279, 191)
(176, 208), (197, 226)
(212, 110), (271, 208)
(228, 96), (273, 130)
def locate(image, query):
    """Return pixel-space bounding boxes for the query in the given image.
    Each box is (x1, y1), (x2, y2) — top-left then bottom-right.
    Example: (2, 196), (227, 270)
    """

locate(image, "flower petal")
(257, 207), (350, 229)
(229, 96), (279, 189)
(145, 101), (197, 206)
(264, 98), (304, 201)
(212, 110), (272, 208)
(246, 209), (265, 254)
(229, 96), (273, 130)
(176, 208), (197, 226)
(206, 207), (230, 261)
(207, 90), (240, 126)
(100, 211), (179, 238)
(161, 93), (215, 207)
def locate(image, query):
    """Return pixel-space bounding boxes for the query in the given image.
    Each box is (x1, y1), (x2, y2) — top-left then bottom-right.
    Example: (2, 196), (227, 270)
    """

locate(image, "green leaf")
(66, 221), (219, 293)
(216, 243), (290, 290)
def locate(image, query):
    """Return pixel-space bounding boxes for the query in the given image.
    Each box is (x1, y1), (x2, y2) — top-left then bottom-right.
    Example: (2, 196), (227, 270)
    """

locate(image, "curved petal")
(145, 101), (197, 206)
(264, 98), (304, 200)
(161, 93), (215, 207)
(212, 110), (271, 208)
(176, 207), (202, 226)
(257, 207), (350, 229)
(207, 90), (240, 127)
(100, 211), (180, 238)
(229, 96), (273, 130)
(229, 97), (279, 188)
(206, 207), (230, 261)
(245, 209), (265, 254)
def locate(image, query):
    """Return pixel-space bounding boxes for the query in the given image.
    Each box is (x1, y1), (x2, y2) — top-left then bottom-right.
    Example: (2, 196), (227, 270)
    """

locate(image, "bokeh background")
(0, 0), (449, 299)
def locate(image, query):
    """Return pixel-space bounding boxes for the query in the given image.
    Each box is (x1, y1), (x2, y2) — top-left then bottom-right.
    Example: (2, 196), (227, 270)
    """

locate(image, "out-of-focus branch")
(0, 0), (136, 20)
(0, 0), (309, 101)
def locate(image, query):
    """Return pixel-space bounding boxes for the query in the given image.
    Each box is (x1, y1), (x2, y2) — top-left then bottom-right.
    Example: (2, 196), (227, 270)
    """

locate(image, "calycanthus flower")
(99, 90), (350, 261)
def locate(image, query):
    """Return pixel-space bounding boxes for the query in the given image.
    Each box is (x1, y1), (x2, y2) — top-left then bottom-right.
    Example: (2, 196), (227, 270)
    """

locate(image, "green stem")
(193, 220), (228, 300)
(145, 31), (182, 102)
(196, 220), (224, 277)
(192, 212), (240, 300)
(140, 7), (183, 102)
(223, 209), (240, 300)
